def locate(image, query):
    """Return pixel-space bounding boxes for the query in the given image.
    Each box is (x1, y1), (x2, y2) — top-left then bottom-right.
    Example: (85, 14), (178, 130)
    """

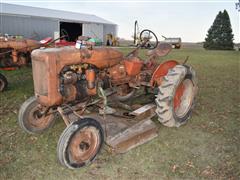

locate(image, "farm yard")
(0, 45), (239, 179)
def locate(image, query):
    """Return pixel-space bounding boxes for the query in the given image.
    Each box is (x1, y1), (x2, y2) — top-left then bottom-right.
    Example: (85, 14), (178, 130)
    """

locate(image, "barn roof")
(0, 3), (115, 25)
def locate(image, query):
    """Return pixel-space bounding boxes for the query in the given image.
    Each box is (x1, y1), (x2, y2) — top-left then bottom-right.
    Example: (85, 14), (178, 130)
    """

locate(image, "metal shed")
(0, 3), (117, 42)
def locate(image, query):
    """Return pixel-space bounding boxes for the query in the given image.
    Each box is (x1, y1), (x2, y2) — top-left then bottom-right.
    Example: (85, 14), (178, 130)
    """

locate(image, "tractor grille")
(32, 60), (48, 96)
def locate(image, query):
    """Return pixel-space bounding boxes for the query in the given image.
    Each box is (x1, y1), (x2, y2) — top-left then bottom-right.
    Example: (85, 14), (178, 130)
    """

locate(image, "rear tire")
(57, 118), (104, 169)
(18, 96), (56, 134)
(0, 73), (8, 92)
(155, 65), (197, 127)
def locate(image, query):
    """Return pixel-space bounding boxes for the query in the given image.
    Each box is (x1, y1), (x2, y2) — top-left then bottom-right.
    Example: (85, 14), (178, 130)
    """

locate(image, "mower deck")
(84, 103), (158, 153)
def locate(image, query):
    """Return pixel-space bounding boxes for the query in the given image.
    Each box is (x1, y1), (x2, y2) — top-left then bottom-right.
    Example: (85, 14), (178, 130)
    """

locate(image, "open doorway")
(60, 22), (82, 42)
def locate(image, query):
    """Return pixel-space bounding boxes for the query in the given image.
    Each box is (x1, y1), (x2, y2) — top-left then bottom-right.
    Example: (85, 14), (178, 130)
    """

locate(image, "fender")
(150, 60), (179, 87)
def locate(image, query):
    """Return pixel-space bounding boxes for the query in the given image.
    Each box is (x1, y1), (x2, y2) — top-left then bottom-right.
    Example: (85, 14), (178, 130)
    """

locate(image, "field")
(0, 46), (239, 179)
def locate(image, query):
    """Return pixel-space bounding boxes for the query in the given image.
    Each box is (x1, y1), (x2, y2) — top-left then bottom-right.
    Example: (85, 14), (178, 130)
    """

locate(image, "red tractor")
(0, 35), (75, 91)
(18, 32), (198, 169)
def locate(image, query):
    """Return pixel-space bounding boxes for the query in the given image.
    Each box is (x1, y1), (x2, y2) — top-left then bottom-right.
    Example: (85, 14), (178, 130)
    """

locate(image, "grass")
(0, 46), (239, 179)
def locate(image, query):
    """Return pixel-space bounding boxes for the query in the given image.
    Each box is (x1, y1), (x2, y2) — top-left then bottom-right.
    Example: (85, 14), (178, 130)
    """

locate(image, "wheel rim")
(174, 79), (194, 118)
(68, 126), (100, 164)
(28, 106), (53, 129)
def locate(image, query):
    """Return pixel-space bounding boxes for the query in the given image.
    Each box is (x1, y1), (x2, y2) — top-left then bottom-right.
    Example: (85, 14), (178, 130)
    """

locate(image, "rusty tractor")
(0, 36), (42, 91)
(0, 37), (41, 67)
(0, 35), (53, 91)
(0, 35), (75, 92)
(18, 31), (198, 169)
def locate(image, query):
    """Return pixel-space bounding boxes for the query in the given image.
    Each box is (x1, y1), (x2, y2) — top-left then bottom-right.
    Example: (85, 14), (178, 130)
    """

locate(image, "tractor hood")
(32, 46), (123, 69)
(31, 46), (123, 106)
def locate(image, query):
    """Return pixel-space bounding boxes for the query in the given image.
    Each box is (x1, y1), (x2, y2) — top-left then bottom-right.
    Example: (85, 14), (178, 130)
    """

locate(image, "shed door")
(83, 23), (103, 41)
(60, 21), (82, 42)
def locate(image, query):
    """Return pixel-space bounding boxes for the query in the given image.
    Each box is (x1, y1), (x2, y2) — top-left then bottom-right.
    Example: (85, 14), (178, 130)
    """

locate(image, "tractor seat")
(147, 43), (172, 57)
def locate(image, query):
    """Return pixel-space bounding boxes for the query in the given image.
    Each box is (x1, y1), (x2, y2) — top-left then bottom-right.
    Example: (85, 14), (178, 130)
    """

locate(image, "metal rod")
(57, 107), (70, 126)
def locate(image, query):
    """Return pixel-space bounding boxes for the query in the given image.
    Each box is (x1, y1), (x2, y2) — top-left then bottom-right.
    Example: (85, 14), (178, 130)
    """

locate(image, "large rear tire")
(0, 73), (8, 92)
(155, 65), (197, 127)
(18, 96), (56, 134)
(57, 118), (104, 169)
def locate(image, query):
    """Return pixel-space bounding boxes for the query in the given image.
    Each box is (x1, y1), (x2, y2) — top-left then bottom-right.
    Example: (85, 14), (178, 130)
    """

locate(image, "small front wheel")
(57, 118), (104, 169)
(18, 96), (56, 134)
(0, 73), (8, 92)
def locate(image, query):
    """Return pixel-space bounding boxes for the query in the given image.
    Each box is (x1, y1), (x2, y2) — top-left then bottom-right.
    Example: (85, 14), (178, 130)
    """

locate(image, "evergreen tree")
(204, 10), (234, 50)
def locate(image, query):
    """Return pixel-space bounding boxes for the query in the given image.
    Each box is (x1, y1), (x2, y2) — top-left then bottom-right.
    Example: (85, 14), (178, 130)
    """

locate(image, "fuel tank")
(32, 46), (123, 69)
(31, 46), (124, 107)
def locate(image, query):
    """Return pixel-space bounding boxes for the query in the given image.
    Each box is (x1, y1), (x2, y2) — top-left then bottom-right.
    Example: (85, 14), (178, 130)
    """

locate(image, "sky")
(1, 0), (239, 43)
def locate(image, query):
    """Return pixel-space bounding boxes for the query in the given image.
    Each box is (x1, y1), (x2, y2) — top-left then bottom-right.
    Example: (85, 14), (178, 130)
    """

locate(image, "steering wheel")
(139, 29), (158, 49)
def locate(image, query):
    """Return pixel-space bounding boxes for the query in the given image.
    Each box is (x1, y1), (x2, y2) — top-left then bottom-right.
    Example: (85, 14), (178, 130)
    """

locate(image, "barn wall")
(103, 24), (117, 43)
(103, 24), (117, 36)
(82, 23), (104, 41)
(0, 14), (116, 42)
(0, 14), (59, 40)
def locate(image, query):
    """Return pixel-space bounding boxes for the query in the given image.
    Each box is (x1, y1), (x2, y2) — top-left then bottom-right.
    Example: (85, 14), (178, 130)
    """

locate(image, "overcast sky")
(1, 0), (239, 42)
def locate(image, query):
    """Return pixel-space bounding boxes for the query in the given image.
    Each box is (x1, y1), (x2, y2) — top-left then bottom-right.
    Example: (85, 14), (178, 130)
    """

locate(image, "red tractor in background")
(0, 35), (75, 92)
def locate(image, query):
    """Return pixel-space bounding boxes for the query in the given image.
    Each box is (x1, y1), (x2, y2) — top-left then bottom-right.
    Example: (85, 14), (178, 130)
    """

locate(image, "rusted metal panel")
(31, 47), (123, 106)
(130, 103), (156, 120)
(107, 119), (158, 154)
(83, 103), (158, 154)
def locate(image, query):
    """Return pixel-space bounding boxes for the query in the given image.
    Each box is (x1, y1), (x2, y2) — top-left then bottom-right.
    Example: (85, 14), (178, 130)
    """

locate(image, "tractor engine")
(59, 64), (113, 102)
(31, 46), (123, 107)
(59, 65), (97, 103)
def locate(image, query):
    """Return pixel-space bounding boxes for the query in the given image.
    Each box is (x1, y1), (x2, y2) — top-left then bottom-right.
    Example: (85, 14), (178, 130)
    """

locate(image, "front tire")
(155, 65), (197, 127)
(0, 73), (8, 92)
(57, 118), (104, 169)
(18, 96), (56, 134)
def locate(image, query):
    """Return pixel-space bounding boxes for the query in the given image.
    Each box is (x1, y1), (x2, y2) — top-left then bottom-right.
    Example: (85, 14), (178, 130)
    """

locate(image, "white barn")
(0, 3), (117, 42)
